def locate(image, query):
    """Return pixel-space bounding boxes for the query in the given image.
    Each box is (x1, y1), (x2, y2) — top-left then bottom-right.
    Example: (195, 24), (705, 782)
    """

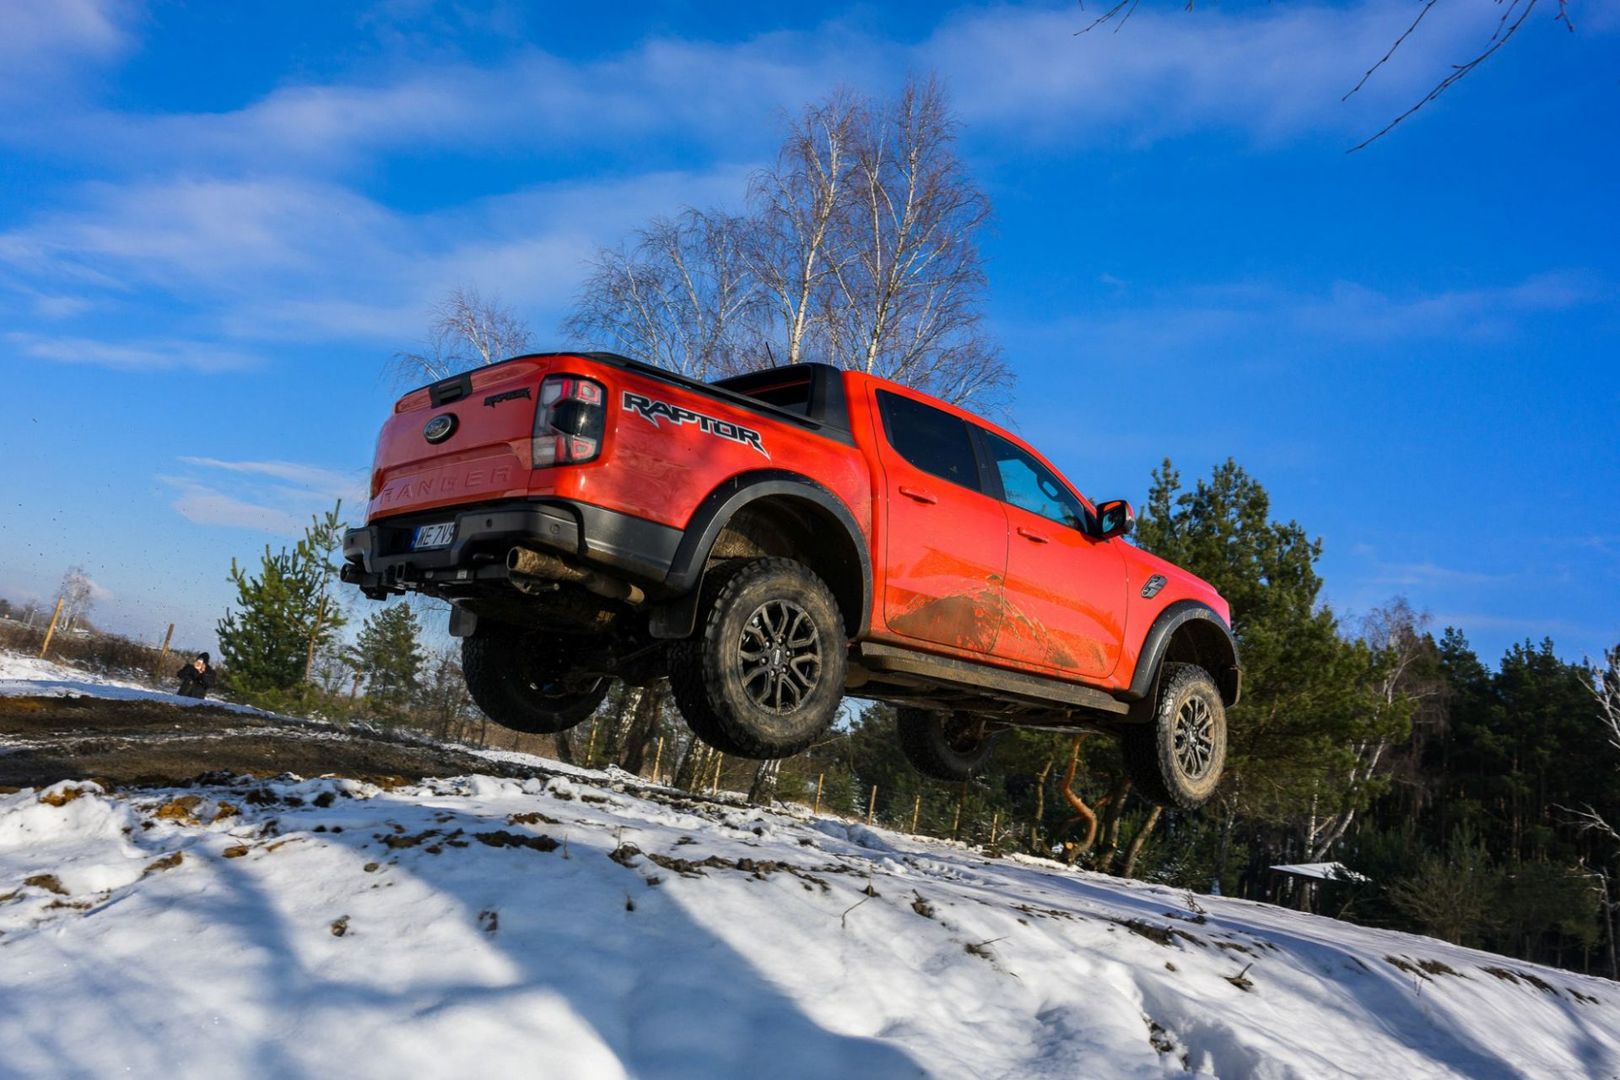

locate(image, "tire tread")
(673, 557), (846, 759)
(1122, 662), (1225, 810)
(462, 629), (608, 735)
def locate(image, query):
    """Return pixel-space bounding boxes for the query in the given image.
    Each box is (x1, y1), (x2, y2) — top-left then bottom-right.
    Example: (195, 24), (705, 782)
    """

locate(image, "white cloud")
(0, 178), (397, 291)
(1367, 559), (1512, 588)
(5, 1), (1609, 169)
(161, 457), (367, 535)
(922, 0), (1586, 145)
(8, 333), (262, 373)
(82, 574), (116, 604)
(177, 457), (359, 502)
(1014, 272), (1610, 365)
(19, 34), (860, 173)
(1, 2), (1604, 382)
(1428, 611), (1601, 639)
(1, 166), (753, 350)
(160, 477), (307, 534)
(0, 0), (132, 103)
(1290, 273), (1600, 341)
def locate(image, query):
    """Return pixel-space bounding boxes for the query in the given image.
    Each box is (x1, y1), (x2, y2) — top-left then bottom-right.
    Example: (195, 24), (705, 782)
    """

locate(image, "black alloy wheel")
(1122, 662), (1227, 810)
(738, 597), (824, 716)
(669, 558), (847, 759)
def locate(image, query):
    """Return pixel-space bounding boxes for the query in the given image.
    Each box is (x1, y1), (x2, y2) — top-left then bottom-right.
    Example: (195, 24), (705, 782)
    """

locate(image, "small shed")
(1270, 861), (1370, 884)
(1268, 861), (1370, 911)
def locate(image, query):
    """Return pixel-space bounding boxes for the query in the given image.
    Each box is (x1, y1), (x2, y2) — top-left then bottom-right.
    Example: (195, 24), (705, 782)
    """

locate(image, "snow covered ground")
(2, 671), (1617, 1078)
(0, 652), (268, 716)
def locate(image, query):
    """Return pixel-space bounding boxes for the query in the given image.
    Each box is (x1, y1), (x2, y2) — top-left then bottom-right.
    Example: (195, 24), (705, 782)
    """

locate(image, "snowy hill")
(2, 669), (1617, 1078)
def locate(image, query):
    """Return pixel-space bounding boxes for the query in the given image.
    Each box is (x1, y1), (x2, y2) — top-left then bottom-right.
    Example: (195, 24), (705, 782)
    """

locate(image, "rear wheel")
(669, 558), (846, 759)
(461, 625), (610, 735)
(1122, 662), (1226, 809)
(896, 708), (1000, 782)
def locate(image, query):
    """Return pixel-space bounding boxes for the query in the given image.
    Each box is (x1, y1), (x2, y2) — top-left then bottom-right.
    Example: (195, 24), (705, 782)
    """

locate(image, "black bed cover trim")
(416, 352), (854, 446)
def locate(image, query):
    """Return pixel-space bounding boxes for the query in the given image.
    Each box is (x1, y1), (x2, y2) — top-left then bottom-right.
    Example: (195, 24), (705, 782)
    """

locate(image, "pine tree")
(1136, 459), (1404, 878)
(354, 602), (425, 716)
(418, 646), (478, 741)
(216, 503), (348, 696)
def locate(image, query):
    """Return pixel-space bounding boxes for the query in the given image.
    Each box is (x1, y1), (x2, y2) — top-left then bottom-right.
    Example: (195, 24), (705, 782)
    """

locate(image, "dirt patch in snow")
(0, 695), (545, 789)
(23, 874), (67, 895)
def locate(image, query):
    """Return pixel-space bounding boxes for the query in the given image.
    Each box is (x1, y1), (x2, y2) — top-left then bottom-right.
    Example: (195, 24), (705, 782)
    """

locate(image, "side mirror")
(1096, 499), (1135, 540)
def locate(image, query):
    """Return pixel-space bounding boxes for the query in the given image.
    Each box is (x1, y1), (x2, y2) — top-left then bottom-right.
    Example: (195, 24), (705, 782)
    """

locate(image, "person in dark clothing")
(176, 652), (215, 699)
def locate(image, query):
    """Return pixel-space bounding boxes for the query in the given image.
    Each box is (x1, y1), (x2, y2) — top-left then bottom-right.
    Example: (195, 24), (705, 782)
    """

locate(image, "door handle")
(898, 486), (937, 505)
(1017, 526), (1049, 544)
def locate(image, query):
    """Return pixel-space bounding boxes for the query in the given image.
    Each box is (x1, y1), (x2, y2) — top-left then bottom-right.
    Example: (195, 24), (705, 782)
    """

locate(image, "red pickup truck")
(342, 352), (1239, 808)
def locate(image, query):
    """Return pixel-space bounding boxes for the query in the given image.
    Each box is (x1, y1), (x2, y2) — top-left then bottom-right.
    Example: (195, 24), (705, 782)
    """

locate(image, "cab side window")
(877, 390), (981, 492)
(981, 430), (1090, 531)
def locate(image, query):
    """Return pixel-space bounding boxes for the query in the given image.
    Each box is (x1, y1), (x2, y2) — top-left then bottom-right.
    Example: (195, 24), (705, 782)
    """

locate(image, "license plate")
(412, 522), (456, 550)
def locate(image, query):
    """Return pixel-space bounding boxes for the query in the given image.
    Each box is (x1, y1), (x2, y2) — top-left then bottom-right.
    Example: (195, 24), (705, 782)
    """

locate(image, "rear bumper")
(341, 498), (682, 597)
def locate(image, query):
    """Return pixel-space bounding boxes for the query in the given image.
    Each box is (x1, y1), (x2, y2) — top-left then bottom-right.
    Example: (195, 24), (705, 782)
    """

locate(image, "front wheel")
(669, 558), (847, 759)
(1122, 662), (1227, 810)
(461, 627), (610, 735)
(896, 708), (1000, 782)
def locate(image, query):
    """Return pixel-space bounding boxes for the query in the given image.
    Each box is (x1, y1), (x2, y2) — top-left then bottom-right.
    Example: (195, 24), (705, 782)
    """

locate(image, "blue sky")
(2, 0), (1616, 666)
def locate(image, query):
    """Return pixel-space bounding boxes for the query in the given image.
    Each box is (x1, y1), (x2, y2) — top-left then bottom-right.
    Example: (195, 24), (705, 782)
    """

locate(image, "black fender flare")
(1125, 600), (1242, 707)
(649, 470), (872, 639)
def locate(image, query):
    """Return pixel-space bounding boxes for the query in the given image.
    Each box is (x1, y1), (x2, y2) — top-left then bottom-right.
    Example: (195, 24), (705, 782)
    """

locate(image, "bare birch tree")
(393, 286), (534, 385)
(1568, 646), (1620, 842)
(1304, 599), (1434, 860)
(564, 210), (762, 380)
(826, 77), (1007, 405)
(57, 566), (95, 632)
(747, 92), (862, 368)
(745, 78), (1008, 405)
(566, 78), (1009, 408)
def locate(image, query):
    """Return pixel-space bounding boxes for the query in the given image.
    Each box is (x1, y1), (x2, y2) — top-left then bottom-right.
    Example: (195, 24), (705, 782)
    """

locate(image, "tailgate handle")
(430, 373), (472, 407)
(1017, 526), (1049, 544)
(898, 486), (937, 505)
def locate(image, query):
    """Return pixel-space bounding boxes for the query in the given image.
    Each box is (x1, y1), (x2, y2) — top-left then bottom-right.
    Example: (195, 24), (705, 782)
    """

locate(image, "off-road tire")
(461, 626), (610, 735)
(668, 557), (847, 759)
(1122, 662), (1226, 810)
(896, 708), (1000, 782)
(667, 561), (759, 756)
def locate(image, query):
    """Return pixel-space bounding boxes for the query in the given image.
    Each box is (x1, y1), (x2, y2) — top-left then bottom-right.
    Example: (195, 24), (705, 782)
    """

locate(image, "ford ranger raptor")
(341, 353), (1240, 808)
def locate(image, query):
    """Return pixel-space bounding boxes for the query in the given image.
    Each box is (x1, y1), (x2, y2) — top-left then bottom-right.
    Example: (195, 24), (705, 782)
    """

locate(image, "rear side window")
(734, 375), (811, 416)
(877, 390), (980, 492)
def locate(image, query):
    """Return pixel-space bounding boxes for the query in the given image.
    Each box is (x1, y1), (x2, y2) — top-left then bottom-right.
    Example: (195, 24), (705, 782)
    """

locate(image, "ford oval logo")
(423, 413), (457, 444)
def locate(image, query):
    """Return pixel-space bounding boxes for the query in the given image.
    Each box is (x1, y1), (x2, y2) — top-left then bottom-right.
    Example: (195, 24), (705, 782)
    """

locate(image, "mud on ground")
(0, 695), (543, 791)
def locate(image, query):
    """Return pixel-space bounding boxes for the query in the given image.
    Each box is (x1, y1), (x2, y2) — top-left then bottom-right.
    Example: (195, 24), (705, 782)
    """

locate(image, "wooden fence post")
(651, 736), (664, 784)
(990, 810), (1000, 846)
(37, 598), (65, 659)
(865, 784), (878, 825)
(911, 794), (922, 834)
(813, 772), (824, 815)
(156, 623), (175, 670)
(952, 782), (966, 841)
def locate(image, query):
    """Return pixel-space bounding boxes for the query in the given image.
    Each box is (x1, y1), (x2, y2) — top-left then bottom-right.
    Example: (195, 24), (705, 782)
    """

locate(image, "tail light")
(532, 375), (606, 467)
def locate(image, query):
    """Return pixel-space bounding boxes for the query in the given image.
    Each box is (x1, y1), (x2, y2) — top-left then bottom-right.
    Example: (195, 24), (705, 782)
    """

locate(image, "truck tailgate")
(367, 358), (552, 519)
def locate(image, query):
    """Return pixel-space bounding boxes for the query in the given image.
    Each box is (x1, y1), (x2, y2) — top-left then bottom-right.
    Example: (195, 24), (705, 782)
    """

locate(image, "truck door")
(871, 389), (1008, 654)
(976, 428), (1126, 679)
